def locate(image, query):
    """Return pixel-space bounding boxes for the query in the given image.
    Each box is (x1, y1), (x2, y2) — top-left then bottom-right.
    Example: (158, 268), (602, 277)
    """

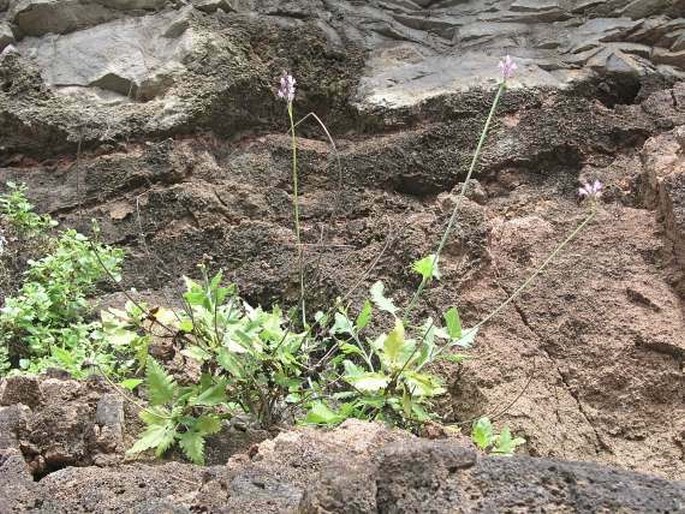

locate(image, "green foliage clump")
(0, 184), (126, 378)
(107, 266), (477, 462)
(471, 417), (526, 456)
(0, 181), (56, 235)
(127, 359), (224, 465)
(307, 280), (475, 428)
(106, 268), (312, 463)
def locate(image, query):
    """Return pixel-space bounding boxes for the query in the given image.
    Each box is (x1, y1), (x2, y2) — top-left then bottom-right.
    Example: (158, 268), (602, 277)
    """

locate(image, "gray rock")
(17, 9), (193, 100)
(9, 0), (118, 36)
(0, 22), (14, 52)
(672, 32), (685, 52)
(191, 0), (235, 13)
(1, 0), (685, 154)
(0, 448), (38, 513)
(0, 375), (43, 408)
(302, 438), (685, 513)
(653, 48), (685, 68)
(376, 440), (477, 513)
(0, 404), (30, 448)
(620, 0), (671, 19)
(94, 0), (167, 9)
(94, 393), (124, 453)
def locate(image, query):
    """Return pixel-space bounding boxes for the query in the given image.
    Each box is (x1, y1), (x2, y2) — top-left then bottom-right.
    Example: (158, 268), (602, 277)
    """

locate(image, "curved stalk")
(288, 102), (306, 325)
(404, 83), (506, 321)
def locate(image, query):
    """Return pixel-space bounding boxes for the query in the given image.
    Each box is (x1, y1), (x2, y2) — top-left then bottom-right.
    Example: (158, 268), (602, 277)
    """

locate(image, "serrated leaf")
(181, 345), (211, 363)
(412, 254), (441, 281)
(223, 331), (249, 353)
(404, 371), (446, 397)
(146, 359), (177, 406)
(178, 319), (194, 332)
(194, 414), (222, 436)
(192, 380), (227, 407)
(355, 300), (372, 331)
(471, 417), (494, 451)
(340, 343), (366, 358)
(127, 422), (177, 457)
(179, 431), (206, 465)
(120, 378), (143, 391)
(304, 401), (344, 425)
(369, 281), (397, 316)
(444, 307), (462, 340)
(139, 405), (170, 425)
(493, 427), (526, 456)
(342, 359), (364, 377)
(411, 402), (432, 422)
(331, 311), (355, 336)
(217, 348), (244, 378)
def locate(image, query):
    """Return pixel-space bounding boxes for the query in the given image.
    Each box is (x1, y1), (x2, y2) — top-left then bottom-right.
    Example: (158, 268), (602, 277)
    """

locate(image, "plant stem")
(288, 102), (306, 326)
(404, 83), (506, 322)
(422, 207), (598, 369)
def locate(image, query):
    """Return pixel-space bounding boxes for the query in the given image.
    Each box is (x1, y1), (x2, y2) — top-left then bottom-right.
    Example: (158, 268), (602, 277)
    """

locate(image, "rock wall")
(1, 0), (685, 504)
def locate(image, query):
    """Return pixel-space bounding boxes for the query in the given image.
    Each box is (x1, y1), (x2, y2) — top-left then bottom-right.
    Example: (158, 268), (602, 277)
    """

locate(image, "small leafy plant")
(471, 416), (526, 456)
(0, 181), (56, 235)
(127, 359), (225, 465)
(306, 281), (476, 428)
(105, 267), (313, 461)
(0, 185), (126, 377)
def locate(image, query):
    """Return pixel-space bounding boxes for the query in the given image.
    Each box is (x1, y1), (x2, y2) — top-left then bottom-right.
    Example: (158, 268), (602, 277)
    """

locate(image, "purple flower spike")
(578, 179), (603, 201)
(277, 72), (296, 103)
(498, 55), (517, 81)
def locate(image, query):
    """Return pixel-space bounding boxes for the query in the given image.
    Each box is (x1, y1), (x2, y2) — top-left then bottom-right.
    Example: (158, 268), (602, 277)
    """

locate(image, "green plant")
(0, 226), (126, 377)
(107, 267), (313, 461)
(127, 359), (225, 465)
(0, 181), (56, 235)
(305, 281), (475, 428)
(471, 416), (525, 456)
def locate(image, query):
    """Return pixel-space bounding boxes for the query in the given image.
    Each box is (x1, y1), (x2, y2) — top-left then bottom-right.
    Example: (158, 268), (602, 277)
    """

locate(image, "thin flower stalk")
(419, 201), (599, 370)
(404, 55), (517, 321)
(279, 72), (306, 324)
(404, 83), (505, 321)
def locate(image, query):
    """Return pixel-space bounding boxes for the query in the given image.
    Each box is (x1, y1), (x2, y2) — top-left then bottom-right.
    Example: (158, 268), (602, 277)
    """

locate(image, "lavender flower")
(277, 72), (296, 104)
(498, 55), (517, 81)
(578, 179), (603, 201)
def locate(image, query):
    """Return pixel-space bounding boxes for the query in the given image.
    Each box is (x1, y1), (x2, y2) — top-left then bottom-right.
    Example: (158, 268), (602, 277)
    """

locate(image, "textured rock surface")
(18, 9), (194, 100)
(0, 375), (130, 477)
(1, 419), (683, 513)
(303, 437), (685, 513)
(642, 125), (685, 292)
(2, 81), (685, 480)
(0, 0), (684, 153)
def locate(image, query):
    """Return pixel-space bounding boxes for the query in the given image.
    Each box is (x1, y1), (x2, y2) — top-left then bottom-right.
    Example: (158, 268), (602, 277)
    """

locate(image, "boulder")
(9, 0), (117, 36)
(17, 9), (194, 100)
(191, 0), (235, 13)
(0, 22), (14, 51)
(301, 437), (685, 513)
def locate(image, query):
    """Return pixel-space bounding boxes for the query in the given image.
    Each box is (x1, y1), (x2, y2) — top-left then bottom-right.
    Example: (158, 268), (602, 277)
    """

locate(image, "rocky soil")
(1, 0), (685, 512)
